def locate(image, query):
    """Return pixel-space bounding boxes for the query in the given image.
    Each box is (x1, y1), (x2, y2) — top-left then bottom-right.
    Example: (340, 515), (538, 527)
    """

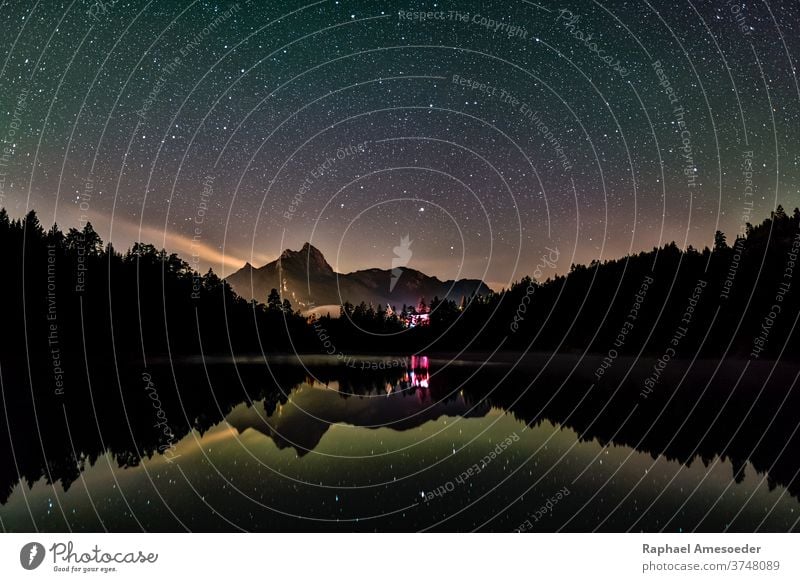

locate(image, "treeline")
(316, 206), (800, 360)
(0, 208), (314, 367)
(1, 206), (799, 366)
(503, 205), (800, 359)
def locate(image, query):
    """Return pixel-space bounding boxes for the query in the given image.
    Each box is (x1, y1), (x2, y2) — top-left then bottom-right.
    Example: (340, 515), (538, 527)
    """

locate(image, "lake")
(1, 354), (798, 531)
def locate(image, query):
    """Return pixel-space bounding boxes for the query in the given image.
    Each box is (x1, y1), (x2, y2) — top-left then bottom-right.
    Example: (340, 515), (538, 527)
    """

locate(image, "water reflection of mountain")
(1, 354), (798, 508)
(0, 357), (460, 503)
(226, 381), (490, 456)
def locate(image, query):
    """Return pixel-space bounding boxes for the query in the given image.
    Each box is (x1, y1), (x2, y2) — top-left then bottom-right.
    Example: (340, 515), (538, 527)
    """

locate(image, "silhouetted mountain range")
(225, 242), (492, 311)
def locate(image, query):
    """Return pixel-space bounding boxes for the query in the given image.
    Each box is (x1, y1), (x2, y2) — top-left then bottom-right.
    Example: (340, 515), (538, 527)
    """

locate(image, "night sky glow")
(1, 0), (798, 289)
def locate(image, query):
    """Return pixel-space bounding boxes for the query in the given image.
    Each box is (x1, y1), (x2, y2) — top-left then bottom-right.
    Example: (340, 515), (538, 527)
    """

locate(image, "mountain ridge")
(225, 243), (492, 311)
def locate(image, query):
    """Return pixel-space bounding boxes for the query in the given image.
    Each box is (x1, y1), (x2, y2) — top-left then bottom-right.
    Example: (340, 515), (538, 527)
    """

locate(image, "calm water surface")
(1, 355), (798, 531)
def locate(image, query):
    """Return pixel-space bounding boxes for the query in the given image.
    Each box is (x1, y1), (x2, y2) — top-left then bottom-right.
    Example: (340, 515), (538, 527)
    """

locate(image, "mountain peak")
(301, 241), (323, 256)
(279, 242), (331, 272)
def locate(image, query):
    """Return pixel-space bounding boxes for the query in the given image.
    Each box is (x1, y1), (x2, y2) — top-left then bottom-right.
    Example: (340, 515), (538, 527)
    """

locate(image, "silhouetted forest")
(2, 206), (800, 528)
(1, 206), (799, 363)
(314, 205), (800, 358)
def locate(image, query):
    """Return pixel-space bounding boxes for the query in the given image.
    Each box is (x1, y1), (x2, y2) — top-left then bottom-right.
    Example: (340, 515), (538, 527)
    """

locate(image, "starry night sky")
(1, 0), (798, 290)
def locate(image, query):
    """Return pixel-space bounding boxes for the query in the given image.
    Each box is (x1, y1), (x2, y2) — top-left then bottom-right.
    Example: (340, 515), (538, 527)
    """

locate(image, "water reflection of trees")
(456, 359), (800, 500)
(0, 361), (437, 504)
(2, 356), (798, 507)
(0, 362), (359, 502)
